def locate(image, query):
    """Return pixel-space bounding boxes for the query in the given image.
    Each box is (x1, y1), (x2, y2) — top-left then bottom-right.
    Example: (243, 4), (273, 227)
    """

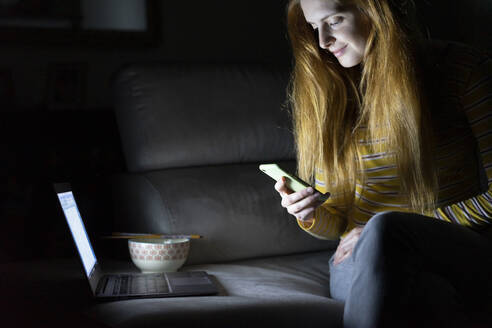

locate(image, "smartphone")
(259, 163), (330, 201)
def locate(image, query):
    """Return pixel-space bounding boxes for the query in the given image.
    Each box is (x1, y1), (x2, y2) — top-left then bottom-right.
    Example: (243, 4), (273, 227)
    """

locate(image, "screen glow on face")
(57, 191), (97, 277)
(301, 0), (369, 68)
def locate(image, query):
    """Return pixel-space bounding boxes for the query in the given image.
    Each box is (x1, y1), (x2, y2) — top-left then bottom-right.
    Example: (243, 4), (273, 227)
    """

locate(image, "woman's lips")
(332, 45), (347, 57)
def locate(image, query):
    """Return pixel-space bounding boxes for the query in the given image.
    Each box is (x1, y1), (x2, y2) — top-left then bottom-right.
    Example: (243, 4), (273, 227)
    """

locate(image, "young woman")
(274, 0), (492, 327)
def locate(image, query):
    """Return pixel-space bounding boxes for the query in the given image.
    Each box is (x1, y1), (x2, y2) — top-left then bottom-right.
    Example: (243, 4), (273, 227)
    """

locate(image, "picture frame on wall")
(0, 0), (79, 23)
(0, 0), (161, 47)
(0, 0), (80, 42)
(46, 62), (87, 110)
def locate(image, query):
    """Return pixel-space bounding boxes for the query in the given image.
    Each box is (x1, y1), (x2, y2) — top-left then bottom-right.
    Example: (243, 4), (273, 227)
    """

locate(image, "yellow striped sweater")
(298, 41), (492, 240)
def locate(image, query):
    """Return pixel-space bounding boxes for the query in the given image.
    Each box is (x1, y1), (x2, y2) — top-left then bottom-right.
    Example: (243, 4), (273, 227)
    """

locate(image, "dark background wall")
(1, 0), (491, 263)
(1, 0), (490, 111)
(1, 1), (291, 110)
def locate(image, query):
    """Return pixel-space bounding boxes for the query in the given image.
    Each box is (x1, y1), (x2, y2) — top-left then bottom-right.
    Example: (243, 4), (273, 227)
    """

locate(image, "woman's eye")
(329, 17), (343, 27)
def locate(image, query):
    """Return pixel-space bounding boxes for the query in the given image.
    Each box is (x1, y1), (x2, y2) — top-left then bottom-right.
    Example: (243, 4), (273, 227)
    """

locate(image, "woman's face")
(300, 0), (369, 68)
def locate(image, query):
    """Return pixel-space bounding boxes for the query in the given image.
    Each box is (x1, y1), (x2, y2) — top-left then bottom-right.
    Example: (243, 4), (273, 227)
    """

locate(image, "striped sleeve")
(434, 54), (492, 228)
(296, 169), (348, 240)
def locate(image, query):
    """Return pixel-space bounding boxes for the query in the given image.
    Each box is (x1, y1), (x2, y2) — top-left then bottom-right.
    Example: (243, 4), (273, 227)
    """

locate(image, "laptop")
(53, 182), (218, 300)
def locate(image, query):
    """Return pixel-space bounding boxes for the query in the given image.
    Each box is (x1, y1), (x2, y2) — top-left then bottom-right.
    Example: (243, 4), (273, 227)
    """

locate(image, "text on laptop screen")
(57, 191), (97, 277)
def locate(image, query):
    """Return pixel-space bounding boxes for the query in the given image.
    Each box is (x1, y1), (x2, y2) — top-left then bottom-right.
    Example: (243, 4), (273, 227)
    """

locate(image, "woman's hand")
(333, 226), (364, 265)
(274, 176), (325, 222)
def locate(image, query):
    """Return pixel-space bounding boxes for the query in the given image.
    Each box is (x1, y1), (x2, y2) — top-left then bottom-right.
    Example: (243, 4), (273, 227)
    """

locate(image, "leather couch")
(97, 62), (343, 327)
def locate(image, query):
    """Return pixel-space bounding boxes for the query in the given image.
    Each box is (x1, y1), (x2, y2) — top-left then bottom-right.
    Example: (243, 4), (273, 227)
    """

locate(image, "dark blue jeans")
(329, 211), (492, 328)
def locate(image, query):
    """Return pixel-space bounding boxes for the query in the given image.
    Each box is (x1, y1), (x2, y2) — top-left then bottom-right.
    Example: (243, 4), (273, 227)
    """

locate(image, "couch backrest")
(114, 63), (295, 172)
(112, 63), (336, 264)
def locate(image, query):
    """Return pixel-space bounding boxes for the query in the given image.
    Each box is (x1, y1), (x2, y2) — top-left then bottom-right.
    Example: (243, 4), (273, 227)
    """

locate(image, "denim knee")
(364, 211), (400, 236)
(352, 211), (402, 261)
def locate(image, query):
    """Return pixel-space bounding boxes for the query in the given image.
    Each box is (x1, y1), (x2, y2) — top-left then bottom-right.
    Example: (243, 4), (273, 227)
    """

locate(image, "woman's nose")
(318, 27), (335, 50)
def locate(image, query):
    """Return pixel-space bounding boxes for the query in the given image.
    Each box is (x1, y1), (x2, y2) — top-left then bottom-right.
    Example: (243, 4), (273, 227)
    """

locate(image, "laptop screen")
(56, 191), (97, 277)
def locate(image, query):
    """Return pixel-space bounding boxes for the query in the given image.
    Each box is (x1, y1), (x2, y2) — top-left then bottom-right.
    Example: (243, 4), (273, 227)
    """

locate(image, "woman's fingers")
(292, 206), (316, 222)
(285, 192), (320, 215)
(333, 226), (364, 265)
(338, 230), (361, 253)
(281, 186), (315, 208)
(334, 241), (353, 265)
(339, 236), (358, 253)
(333, 246), (345, 265)
(334, 249), (352, 265)
(275, 177), (325, 221)
(274, 176), (293, 197)
(338, 227), (363, 248)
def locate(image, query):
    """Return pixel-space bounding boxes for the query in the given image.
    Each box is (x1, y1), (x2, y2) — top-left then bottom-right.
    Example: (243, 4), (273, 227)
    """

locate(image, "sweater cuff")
(297, 218), (315, 231)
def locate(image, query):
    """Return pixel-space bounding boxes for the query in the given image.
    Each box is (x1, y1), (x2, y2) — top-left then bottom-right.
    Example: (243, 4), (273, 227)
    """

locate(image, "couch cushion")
(86, 250), (343, 328)
(1, 252), (343, 328)
(113, 63), (294, 173)
(111, 161), (337, 265)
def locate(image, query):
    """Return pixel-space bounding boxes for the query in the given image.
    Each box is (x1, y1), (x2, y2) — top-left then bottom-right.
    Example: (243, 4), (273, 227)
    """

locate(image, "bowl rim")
(128, 238), (189, 244)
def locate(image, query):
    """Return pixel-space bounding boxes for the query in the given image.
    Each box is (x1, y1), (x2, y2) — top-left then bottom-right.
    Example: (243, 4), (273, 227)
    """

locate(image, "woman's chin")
(337, 55), (363, 68)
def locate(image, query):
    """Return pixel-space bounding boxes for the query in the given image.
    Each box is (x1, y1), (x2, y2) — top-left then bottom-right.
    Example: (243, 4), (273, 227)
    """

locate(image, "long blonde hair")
(286, 0), (437, 213)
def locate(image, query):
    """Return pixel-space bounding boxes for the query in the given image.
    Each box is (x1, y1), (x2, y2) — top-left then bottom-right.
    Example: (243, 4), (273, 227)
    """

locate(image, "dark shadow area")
(0, 110), (125, 262)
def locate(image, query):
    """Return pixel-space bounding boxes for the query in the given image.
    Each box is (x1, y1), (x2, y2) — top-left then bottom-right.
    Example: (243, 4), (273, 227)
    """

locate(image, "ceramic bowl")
(128, 238), (190, 273)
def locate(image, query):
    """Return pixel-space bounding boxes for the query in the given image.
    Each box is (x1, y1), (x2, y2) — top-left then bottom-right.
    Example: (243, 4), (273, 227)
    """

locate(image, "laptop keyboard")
(113, 274), (170, 295)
